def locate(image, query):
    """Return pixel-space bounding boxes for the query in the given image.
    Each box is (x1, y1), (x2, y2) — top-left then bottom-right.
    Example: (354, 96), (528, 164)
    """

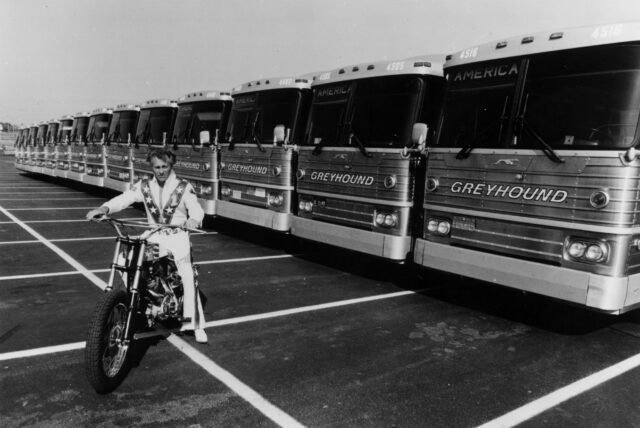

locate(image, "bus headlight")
(437, 221), (451, 235)
(298, 200), (313, 212)
(201, 185), (213, 195)
(568, 242), (587, 258)
(221, 185), (231, 196)
(268, 193), (284, 206)
(374, 212), (398, 228)
(585, 244), (606, 262)
(273, 166), (282, 176)
(566, 239), (608, 263)
(426, 217), (451, 236)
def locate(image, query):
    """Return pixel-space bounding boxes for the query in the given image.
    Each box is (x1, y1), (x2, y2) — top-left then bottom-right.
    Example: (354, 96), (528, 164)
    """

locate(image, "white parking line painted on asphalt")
(0, 219), (86, 224)
(0, 216), (146, 225)
(0, 270), (109, 281)
(0, 204), (305, 428)
(0, 231), (218, 246)
(0, 206), (110, 288)
(0, 342), (86, 362)
(198, 254), (295, 266)
(476, 352), (640, 428)
(0, 252), (283, 281)
(6, 207), (97, 211)
(0, 236), (116, 245)
(0, 191), (78, 194)
(0, 289), (419, 359)
(0, 198), (104, 201)
(168, 335), (305, 428)
(204, 290), (418, 329)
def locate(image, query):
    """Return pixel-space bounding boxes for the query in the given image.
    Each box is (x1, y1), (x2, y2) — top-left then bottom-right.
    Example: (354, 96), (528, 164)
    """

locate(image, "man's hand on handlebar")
(86, 206), (109, 221)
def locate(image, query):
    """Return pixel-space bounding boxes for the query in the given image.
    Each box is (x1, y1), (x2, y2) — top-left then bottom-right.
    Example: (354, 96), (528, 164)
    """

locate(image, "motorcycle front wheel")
(84, 289), (134, 394)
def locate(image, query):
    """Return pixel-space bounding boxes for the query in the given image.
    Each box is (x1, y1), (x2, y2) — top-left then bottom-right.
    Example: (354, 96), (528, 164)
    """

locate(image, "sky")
(2, 0), (640, 126)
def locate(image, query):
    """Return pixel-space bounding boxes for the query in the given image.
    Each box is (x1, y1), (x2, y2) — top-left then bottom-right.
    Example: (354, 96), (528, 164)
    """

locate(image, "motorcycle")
(84, 217), (204, 394)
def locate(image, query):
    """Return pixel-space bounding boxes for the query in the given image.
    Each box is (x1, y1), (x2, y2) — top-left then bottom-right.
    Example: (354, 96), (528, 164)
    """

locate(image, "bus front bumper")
(104, 177), (131, 192)
(413, 238), (640, 314)
(66, 171), (84, 182)
(292, 216), (410, 261)
(197, 198), (216, 216)
(83, 175), (104, 187)
(217, 200), (290, 231)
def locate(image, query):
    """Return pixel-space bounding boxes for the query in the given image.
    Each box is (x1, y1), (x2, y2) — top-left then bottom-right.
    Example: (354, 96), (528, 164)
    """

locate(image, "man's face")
(150, 156), (172, 184)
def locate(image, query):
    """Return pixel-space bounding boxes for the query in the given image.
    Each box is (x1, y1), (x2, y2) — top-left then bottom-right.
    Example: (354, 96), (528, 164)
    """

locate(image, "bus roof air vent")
(496, 41), (508, 49)
(521, 36), (534, 44)
(549, 32), (564, 40)
(367, 64), (375, 70)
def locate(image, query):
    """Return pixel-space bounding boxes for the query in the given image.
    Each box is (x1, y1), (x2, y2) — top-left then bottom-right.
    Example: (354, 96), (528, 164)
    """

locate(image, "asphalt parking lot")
(1, 156), (640, 427)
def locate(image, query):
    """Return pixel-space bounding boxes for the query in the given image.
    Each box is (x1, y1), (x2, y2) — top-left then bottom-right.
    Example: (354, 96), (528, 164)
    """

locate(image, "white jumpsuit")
(101, 171), (205, 329)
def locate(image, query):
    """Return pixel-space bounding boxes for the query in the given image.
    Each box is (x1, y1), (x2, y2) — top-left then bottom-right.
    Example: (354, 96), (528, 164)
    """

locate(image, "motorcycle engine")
(143, 257), (184, 324)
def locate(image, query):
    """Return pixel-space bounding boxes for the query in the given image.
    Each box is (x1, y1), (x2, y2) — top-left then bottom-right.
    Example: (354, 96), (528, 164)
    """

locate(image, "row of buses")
(14, 22), (640, 315)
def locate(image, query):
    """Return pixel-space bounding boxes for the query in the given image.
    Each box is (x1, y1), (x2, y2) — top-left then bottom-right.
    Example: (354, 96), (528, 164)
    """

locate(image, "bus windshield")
(108, 111), (139, 143)
(438, 44), (640, 150)
(71, 117), (90, 143)
(135, 107), (175, 145)
(305, 83), (351, 147)
(88, 114), (111, 142)
(227, 89), (301, 144)
(37, 125), (48, 143)
(173, 101), (226, 145)
(58, 120), (73, 143)
(521, 45), (640, 150)
(305, 75), (425, 148)
(47, 123), (60, 143)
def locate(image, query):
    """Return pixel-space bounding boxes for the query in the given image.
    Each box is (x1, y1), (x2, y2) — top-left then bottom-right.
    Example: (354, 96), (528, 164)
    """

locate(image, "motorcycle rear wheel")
(84, 289), (134, 394)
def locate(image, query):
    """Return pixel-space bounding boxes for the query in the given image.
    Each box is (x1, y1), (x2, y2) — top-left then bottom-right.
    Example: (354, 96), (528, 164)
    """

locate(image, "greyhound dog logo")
(494, 159), (519, 166)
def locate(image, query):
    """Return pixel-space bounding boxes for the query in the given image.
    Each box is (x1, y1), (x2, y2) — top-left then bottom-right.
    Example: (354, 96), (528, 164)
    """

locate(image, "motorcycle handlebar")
(90, 217), (202, 239)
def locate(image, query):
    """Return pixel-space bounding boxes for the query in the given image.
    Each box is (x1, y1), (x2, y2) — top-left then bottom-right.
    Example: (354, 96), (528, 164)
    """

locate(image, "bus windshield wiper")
(519, 118), (564, 163)
(251, 112), (266, 152)
(456, 96), (509, 160)
(349, 131), (372, 157)
(517, 94), (564, 164)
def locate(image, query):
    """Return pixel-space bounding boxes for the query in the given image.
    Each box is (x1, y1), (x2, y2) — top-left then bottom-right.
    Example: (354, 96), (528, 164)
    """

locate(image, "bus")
(67, 112), (91, 182)
(33, 122), (49, 174)
(104, 104), (140, 192)
(54, 115), (74, 179)
(218, 77), (312, 230)
(291, 57), (445, 260)
(131, 99), (178, 183)
(24, 124), (39, 173)
(42, 118), (60, 176)
(414, 22), (640, 314)
(84, 107), (113, 187)
(14, 128), (27, 170)
(171, 90), (232, 214)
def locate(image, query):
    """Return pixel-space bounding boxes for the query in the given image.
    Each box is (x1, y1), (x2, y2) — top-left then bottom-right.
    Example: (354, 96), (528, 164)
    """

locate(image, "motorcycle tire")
(84, 289), (134, 394)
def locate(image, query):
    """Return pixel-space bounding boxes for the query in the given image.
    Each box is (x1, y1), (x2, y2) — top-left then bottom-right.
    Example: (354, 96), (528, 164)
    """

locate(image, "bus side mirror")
(200, 130), (210, 146)
(403, 123), (429, 157)
(273, 125), (286, 144)
(411, 123), (428, 148)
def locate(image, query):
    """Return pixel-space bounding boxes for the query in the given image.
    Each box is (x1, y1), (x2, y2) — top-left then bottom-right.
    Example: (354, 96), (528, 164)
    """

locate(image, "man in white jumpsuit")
(86, 149), (208, 343)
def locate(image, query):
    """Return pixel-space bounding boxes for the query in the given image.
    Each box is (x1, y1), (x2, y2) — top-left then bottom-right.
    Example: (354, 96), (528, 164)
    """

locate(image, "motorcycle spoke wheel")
(84, 289), (134, 394)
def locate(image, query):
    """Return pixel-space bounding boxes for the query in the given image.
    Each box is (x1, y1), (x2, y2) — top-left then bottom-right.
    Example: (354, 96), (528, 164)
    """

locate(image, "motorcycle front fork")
(121, 241), (148, 343)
